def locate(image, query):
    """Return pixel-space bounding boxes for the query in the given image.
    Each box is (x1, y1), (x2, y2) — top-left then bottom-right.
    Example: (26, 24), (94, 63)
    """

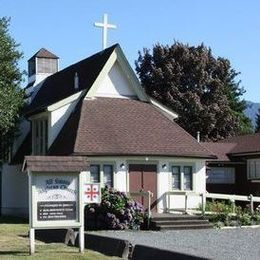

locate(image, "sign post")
(24, 156), (88, 255)
(28, 171), (83, 254)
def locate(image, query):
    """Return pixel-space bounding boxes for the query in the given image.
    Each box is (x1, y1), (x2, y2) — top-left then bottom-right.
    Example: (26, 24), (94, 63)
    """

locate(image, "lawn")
(0, 216), (119, 259)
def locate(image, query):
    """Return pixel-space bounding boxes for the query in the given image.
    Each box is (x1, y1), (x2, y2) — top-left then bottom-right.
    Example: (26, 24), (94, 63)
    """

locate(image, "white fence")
(167, 191), (260, 215)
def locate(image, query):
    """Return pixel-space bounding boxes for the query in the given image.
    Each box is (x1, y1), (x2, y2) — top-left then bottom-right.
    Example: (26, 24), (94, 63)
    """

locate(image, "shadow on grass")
(0, 251), (28, 256)
(36, 229), (67, 243)
(0, 215), (28, 224)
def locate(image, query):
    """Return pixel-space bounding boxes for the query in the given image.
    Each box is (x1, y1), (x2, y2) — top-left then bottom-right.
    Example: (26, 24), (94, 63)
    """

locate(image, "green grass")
(0, 216), (119, 259)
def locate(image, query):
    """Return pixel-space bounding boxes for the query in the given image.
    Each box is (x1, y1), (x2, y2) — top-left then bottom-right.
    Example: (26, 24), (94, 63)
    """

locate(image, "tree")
(0, 17), (24, 162)
(135, 42), (252, 141)
(255, 108), (260, 133)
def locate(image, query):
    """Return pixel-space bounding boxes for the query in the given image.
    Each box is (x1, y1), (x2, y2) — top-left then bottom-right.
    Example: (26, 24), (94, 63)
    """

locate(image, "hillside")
(244, 101), (260, 127)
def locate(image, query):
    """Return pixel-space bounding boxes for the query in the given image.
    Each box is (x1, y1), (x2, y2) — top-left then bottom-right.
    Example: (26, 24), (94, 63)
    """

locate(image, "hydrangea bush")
(85, 187), (145, 230)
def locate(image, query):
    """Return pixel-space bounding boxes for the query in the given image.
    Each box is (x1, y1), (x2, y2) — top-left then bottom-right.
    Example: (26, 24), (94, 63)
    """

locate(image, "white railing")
(167, 191), (260, 215)
(128, 190), (153, 228)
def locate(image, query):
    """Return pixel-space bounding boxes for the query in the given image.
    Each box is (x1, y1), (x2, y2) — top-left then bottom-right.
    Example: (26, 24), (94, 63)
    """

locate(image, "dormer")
(28, 48), (59, 85)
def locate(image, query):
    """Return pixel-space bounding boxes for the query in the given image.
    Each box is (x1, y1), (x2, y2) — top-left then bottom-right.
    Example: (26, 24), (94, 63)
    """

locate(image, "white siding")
(1, 156), (206, 216)
(84, 156), (207, 213)
(1, 164), (28, 217)
(95, 61), (136, 98)
(49, 100), (78, 147)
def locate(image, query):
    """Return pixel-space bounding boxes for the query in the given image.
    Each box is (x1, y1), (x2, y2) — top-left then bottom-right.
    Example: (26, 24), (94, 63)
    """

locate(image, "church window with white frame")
(32, 118), (48, 155)
(172, 165), (193, 191)
(90, 163), (114, 188)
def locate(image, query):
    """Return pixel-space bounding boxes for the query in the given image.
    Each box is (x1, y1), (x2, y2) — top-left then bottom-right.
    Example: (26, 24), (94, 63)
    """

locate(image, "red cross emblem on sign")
(84, 184), (100, 203)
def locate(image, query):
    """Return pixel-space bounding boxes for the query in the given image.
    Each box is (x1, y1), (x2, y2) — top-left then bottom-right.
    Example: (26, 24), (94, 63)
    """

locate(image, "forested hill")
(244, 101), (260, 127)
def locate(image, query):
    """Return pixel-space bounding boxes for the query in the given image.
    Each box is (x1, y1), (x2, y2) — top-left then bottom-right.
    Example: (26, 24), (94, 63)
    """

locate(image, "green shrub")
(204, 200), (234, 214)
(238, 213), (252, 226)
(252, 207), (260, 224)
(205, 200), (258, 227)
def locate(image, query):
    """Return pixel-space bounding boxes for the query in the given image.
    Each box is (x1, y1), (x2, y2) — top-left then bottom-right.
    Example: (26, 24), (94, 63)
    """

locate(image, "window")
(32, 118), (48, 155)
(90, 165), (100, 183)
(172, 165), (193, 191)
(183, 166), (192, 190)
(247, 159), (260, 180)
(206, 167), (235, 184)
(172, 166), (181, 190)
(89, 163), (114, 188)
(103, 165), (113, 188)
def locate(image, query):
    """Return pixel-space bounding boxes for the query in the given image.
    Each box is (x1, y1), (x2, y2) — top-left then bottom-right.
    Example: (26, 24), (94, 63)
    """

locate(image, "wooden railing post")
(201, 193), (206, 216)
(147, 191), (153, 229)
(168, 192), (171, 213)
(185, 193), (188, 214)
(250, 194), (254, 214)
(231, 198), (235, 214)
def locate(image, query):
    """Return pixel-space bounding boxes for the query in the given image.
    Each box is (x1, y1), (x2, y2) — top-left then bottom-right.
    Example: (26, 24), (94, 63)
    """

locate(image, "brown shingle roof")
(223, 133), (260, 155)
(202, 133), (260, 161)
(201, 142), (237, 161)
(49, 98), (215, 158)
(28, 48), (59, 60)
(25, 44), (118, 115)
(23, 156), (88, 172)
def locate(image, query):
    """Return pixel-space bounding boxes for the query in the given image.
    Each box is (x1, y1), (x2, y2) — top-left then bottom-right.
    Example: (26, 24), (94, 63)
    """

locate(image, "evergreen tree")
(0, 17), (24, 162)
(255, 108), (260, 133)
(135, 42), (252, 141)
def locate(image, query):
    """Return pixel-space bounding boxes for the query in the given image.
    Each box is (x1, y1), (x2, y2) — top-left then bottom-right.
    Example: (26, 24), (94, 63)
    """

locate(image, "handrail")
(167, 191), (260, 215)
(128, 190), (153, 228)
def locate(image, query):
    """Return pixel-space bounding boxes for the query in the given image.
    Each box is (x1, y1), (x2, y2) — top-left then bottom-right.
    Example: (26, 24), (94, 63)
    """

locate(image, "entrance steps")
(150, 213), (213, 231)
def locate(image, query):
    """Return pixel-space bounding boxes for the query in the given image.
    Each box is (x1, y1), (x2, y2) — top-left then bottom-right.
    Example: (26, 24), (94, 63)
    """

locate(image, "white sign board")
(35, 175), (78, 222)
(29, 172), (84, 230)
(83, 183), (101, 204)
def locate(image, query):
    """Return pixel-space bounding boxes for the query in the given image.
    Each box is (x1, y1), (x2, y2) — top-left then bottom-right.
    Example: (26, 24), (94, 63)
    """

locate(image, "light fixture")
(120, 163), (125, 170)
(162, 164), (167, 170)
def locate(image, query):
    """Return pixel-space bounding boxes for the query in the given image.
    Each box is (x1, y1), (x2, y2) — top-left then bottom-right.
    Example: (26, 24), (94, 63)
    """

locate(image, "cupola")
(28, 48), (59, 85)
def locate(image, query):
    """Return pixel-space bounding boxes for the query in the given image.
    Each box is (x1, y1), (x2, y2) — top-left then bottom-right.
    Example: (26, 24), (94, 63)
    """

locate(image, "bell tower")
(28, 48), (59, 85)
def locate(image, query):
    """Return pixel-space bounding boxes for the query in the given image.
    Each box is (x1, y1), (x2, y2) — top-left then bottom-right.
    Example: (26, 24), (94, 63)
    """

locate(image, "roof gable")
(94, 61), (137, 98)
(86, 45), (147, 101)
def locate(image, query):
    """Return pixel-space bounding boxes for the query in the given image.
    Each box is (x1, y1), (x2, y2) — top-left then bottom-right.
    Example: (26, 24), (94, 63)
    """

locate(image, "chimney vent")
(197, 131), (200, 142)
(74, 72), (79, 90)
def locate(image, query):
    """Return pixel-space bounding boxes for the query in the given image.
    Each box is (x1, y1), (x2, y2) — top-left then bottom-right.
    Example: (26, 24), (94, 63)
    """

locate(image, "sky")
(0, 0), (260, 102)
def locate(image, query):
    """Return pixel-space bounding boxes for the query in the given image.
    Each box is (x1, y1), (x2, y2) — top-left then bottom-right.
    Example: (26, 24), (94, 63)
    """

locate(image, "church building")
(1, 44), (215, 217)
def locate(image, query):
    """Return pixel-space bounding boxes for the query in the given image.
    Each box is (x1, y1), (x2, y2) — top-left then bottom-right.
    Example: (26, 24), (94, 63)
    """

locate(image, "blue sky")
(1, 0), (260, 102)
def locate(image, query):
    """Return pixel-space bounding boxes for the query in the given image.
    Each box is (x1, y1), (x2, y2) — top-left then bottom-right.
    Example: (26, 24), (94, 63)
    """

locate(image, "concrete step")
(157, 223), (213, 231)
(151, 219), (210, 226)
(150, 214), (213, 230)
(151, 215), (204, 222)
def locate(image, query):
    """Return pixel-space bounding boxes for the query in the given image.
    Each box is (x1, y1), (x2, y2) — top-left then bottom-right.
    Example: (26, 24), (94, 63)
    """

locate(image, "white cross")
(94, 14), (117, 50)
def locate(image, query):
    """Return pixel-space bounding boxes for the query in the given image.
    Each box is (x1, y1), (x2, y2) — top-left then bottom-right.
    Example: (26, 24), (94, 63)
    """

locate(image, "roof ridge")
(42, 44), (119, 81)
(25, 44), (119, 115)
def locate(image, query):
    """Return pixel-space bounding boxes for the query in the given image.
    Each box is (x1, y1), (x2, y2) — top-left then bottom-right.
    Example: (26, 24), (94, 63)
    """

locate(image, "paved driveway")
(93, 228), (260, 260)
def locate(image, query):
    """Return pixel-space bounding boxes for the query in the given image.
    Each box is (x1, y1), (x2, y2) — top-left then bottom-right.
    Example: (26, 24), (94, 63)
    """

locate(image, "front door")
(129, 164), (157, 212)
